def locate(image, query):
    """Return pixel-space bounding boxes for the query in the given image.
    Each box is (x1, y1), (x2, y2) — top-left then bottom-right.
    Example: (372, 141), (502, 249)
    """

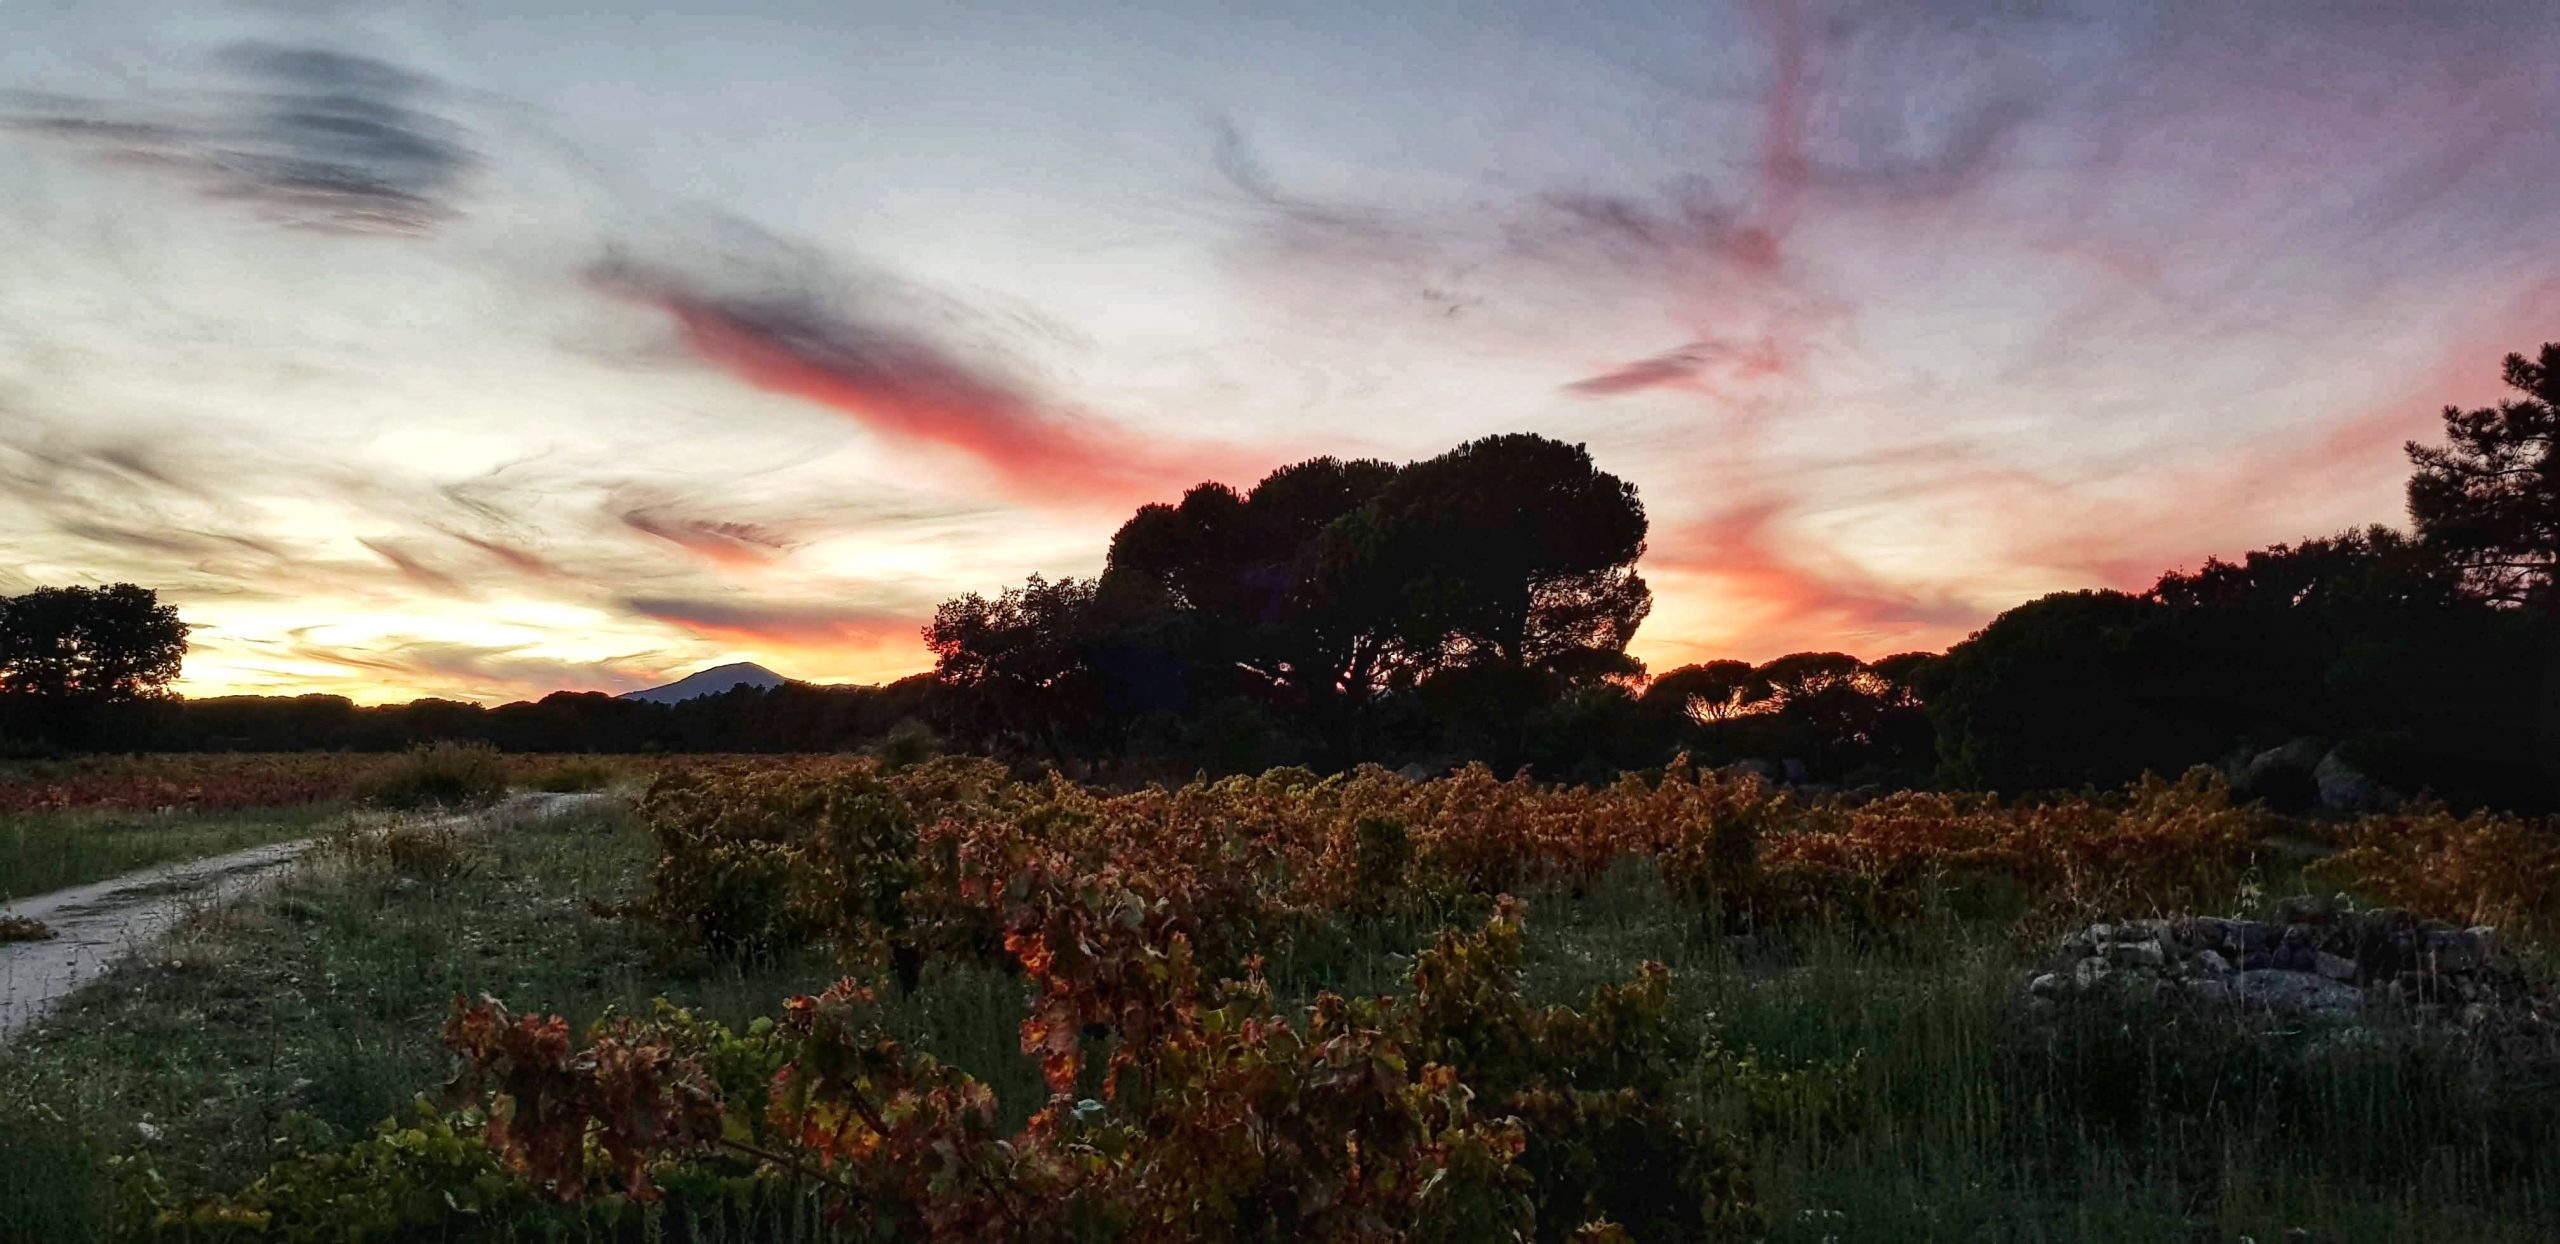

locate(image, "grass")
(0, 799), (1038, 1238)
(0, 803), (344, 902)
(4, 807), (2557, 1240)
(353, 742), (510, 810)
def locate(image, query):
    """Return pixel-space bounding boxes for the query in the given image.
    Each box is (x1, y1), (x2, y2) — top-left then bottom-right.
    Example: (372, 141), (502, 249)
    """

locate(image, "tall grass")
(5, 798), (2557, 1239)
(0, 803), (342, 901)
(355, 742), (509, 810)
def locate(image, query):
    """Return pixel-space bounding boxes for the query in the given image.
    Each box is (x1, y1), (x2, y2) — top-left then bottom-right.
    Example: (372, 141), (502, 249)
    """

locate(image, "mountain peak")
(619, 662), (790, 705)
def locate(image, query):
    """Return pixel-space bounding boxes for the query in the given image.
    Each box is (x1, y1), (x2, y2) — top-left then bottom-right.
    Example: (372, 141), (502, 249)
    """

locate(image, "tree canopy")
(0, 583), (186, 703)
(931, 433), (1653, 769)
(2407, 343), (2560, 609)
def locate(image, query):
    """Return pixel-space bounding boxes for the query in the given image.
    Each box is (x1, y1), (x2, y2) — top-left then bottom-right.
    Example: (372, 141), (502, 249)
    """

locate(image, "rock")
(2189, 917), (2239, 950)
(1725, 758), (1785, 784)
(2232, 970), (2362, 1016)
(2074, 957), (2112, 988)
(2270, 934), (2319, 972)
(2196, 949), (2233, 977)
(2315, 952), (2358, 982)
(2272, 948), (2319, 974)
(2185, 979), (2233, 1003)
(2467, 926), (2506, 960)
(2236, 738), (2328, 808)
(1395, 763), (1434, 783)
(2239, 738), (2326, 785)
(2314, 748), (2389, 812)
(2105, 940), (2166, 968)
(2029, 973), (2062, 998)
(2423, 930), (2480, 974)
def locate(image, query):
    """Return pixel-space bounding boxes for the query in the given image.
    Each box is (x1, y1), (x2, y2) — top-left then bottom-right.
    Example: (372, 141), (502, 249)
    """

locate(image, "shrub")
(187, 905), (1759, 1242)
(2310, 803), (2560, 938)
(874, 718), (943, 769)
(528, 759), (616, 793)
(358, 744), (508, 811)
(380, 822), (479, 886)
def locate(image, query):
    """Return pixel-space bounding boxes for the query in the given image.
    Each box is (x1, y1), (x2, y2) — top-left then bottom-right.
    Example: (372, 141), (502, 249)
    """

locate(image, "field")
(0, 752), (641, 901)
(3, 755), (2558, 1241)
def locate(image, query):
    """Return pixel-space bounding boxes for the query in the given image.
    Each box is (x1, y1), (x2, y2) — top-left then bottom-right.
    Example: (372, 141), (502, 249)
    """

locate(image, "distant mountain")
(618, 662), (790, 705)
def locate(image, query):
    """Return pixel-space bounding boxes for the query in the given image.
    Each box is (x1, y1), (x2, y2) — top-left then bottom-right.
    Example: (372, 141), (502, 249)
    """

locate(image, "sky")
(1, 0), (2556, 704)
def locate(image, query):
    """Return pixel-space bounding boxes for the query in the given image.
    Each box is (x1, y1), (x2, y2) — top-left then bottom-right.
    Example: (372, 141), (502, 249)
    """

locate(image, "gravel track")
(0, 791), (609, 1037)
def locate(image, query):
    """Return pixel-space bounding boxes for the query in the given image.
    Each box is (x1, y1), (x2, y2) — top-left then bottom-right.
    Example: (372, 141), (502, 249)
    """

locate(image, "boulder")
(2231, 970), (2363, 1016)
(2314, 749), (2389, 812)
(2236, 738), (2328, 807)
(2105, 940), (2166, 968)
(1725, 758), (1785, 784)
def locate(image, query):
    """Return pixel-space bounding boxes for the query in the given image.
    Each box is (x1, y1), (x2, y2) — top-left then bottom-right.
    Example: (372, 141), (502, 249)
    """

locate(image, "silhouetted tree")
(0, 584), (187, 702)
(1752, 651), (1862, 705)
(0, 584), (187, 746)
(1104, 456), (1402, 705)
(2150, 526), (2462, 612)
(1639, 660), (1766, 724)
(2407, 342), (2559, 609)
(1924, 591), (2207, 792)
(924, 575), (1104, 757)
(1320, 434), (1650, 677)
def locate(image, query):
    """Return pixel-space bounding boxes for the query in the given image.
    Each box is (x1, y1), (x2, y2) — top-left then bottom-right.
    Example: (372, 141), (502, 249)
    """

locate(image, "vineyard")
(0, 752), (644, 816)
(8, 757), (2560, 1240)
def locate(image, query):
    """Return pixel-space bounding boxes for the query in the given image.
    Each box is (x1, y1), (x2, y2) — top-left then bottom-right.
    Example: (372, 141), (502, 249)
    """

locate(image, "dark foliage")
(0, 583), (188, 748)
(2407, 343), (2560, 609)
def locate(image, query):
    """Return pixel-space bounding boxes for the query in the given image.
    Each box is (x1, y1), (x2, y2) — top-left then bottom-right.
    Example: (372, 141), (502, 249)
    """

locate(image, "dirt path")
(0, 791), (609, 1038)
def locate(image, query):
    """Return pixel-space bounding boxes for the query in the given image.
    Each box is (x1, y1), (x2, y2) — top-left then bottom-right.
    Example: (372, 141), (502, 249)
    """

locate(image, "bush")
(528, 759), (616, 793)
(379, 822), (479, 885)
(873, 718), (943, 769)
(186, 905), (1759, 1241)
(357, 744), (508, 810)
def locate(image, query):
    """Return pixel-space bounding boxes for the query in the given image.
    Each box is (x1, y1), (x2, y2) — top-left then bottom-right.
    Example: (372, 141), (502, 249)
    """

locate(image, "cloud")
(435, 526), (571, 580)
(1, 40), (475, 233)
(619, 508), (795, 569)
(358, 537), (463, 593)
(624, 595), (916, 649)
(593, 255), (1252, 506)
(1649, 496), (1979, 655)
(277, 636), (670, 702)
(1563, 344), (1713, 396)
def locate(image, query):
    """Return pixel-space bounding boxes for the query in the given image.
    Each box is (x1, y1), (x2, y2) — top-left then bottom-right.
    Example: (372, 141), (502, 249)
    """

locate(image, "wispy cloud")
(618, 508), (795, 569)
(624, 595), (917, 649)
(2, 40), (476, 234)
(593, 252), (1257, 507)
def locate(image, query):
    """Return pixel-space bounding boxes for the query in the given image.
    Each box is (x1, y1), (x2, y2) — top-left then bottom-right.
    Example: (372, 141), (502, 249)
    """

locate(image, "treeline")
(80, 677), (945, 757)
(3, 344), (2554, 808)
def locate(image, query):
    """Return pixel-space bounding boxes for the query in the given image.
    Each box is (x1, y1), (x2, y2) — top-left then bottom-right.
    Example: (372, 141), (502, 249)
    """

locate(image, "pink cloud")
(594, 262), (1261, 509)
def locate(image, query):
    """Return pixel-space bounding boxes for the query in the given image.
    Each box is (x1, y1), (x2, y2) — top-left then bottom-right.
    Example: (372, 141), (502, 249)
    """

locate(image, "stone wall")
(2031, 906), (2531, 1025)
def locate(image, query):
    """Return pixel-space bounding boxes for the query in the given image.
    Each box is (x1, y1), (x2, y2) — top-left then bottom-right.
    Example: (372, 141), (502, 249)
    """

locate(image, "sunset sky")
(3, 0), (2556, 703)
